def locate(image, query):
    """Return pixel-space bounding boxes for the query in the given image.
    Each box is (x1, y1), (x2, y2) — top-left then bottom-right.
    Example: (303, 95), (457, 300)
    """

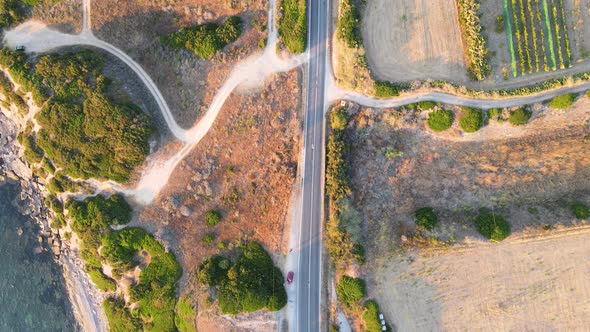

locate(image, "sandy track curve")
(328, 78), (590, 110)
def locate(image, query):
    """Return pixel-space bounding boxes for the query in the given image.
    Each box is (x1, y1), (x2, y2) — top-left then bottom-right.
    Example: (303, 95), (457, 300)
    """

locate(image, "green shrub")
(205, 210), (222, 227)
(336, 275), (366, 307)
(383, 147), (403, 160)
(548, 93), (577, 109)
(87, 268), (116, 292)
(374, 81), (400, 97)
(102, 297), (141, 332)
(175, 296), (196, 332)
(278, 0), (307, 54)
(474, 208), (511, 241)
(416, 101), (437, 110)
(508, 107), (532, 126)
(21, 51), (155, 183)
(571, 202), (590, 219)
(68, 195), (183, 330)
(363, 300), (390, 332)
(427, 110), (454, 131)
(486, 108), (502, 119)
(329, 107), (348, 130)
(415, 207), (438, 231)
(326, 131), (351, 200)
(0, 0), (29, 28)
(202, 232), (216, 243)
(163, 16), (243, 59)
(459, 107), (483, 133)
(17, 132), (44, 165)
(198, 242), (287, 314)
(494, 15), (505, 33)
(337, 0), (362, 48)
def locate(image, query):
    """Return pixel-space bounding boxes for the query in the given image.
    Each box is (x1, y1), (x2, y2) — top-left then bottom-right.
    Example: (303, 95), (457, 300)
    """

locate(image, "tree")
(427, 110), (454, 132)
(459, 107), (483, 133)
(205, 209), (222, 227)
(415, 207), (438, 231)
(474, 208), (511, 241)
(508, 107), (532, 126)
(549, 93), (576, 109)
(571, 202), (590, 219)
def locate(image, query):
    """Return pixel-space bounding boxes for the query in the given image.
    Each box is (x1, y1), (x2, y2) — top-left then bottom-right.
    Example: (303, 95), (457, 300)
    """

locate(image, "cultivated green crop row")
(505, 0), (572, 76)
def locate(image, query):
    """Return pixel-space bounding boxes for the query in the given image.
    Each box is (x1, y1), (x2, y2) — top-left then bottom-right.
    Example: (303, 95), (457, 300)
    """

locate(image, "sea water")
(0, 180), (78, 331)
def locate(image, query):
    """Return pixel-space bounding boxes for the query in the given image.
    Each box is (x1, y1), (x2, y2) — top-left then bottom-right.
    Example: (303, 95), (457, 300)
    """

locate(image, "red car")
(287, 271), (294, 285)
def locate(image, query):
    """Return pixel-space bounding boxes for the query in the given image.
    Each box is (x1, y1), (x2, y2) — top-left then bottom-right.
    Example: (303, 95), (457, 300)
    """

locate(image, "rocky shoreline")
(0, 112), (107, 332)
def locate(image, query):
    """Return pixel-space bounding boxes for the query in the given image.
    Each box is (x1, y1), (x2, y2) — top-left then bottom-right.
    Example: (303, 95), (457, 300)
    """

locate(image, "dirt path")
(328, 76), (590, 110)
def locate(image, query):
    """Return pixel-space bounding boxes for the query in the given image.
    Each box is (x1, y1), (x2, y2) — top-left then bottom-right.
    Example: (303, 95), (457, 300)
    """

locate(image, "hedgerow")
(548, 93), (576, 109)
(364, 300), (390, 332)
(278, 0), (307, 54)
(337, 0), (362, 48)
(457, 0), (491, 80)
(163, 16), (243, 58)
(374, 81), (400, 97)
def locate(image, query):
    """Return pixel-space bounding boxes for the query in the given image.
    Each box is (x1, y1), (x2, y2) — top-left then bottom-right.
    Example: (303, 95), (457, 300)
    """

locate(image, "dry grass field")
(370, 226), (590, 331)
(345, 96), (590, 330)
(361, 0), (467, 83)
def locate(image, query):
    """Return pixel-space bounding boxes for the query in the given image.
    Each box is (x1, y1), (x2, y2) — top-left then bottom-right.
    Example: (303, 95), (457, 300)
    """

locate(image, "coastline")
(0, 111), (107, 332)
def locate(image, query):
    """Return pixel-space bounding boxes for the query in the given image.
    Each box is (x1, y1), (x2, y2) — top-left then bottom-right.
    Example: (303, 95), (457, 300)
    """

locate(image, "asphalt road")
(296, 0), (329, 330)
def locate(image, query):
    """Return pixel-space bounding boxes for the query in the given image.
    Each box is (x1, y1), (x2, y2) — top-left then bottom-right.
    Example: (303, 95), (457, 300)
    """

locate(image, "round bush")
(427, 109), (454, 132)
(415, 207), (438, 231)
(549, 93), (576, 109)
(459, 107), (484, 133)
(571, 202), (590, 219)
(474, 209), (511, 242)
(508, 107), (532, 126)
(206, 210), (222, 227)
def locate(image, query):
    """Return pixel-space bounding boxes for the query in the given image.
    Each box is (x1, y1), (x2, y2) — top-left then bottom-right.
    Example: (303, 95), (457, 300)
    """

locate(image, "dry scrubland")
(371, 226), (590, 331)
(91, 0), (268, 126)
(362, 0), (467, 83)
(31, 0), (82, 33)
(345, 96), (590, 329)
(138, 71), (302, 331)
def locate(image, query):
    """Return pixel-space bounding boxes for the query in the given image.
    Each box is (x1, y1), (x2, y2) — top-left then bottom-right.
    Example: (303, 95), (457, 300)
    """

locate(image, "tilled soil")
(361, 0), (467, 83)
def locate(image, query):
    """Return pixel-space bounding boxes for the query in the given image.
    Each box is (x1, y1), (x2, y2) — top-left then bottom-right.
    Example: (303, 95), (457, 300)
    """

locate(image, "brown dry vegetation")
(32, 0), (82, 33)
(343, 96), (590, 330)
(91, 0), (269, 126)
(137, 70), (302, 331)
